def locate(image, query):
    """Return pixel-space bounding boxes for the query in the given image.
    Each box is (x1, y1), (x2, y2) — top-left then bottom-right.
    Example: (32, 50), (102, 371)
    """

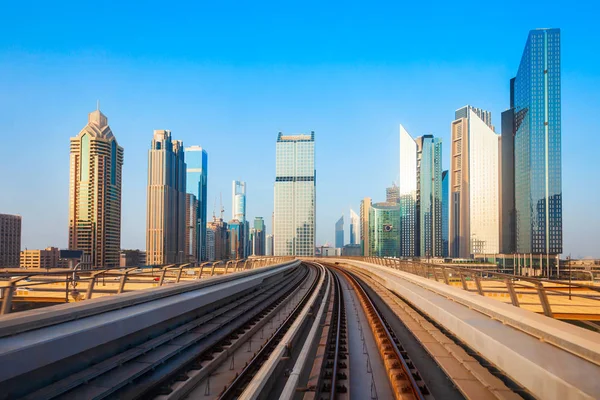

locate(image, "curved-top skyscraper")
(68, 108), (124, 268)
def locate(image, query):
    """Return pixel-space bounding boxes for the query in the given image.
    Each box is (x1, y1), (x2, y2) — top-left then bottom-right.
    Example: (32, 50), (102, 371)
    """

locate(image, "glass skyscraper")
(399, 125), (417, 257)
(335, 215), (344, 248)
(369, 202), (400, 257)
(273, 132), (316, 256)
(185, 146), (208, 261)
(514, 28), (562, 255)
(349, 209), (359, 245)
(416, 135), (443, 257)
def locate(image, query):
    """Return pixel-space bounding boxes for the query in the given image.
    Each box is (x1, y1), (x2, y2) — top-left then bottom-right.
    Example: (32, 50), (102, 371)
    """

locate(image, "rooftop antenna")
(96, 99), (100, 111)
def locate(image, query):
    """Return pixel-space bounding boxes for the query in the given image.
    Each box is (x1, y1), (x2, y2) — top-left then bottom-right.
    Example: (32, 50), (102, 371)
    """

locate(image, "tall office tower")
(399, 125), (417, 257)
(500, 80), (517, 254)
(232, 181), (248, 257)
(450, 106), (500, 258)
(441, 170), (449, 257)
(185, 146), (208, 261)
(335, 215), (344, 248)
(386, 184), (400, 204)
(416, 136), (443, 258)
(228, 220), (244, 259)
(185, 193), (198, 263)
(513, 29), (562, 255)
(266, 234), (274, 256)
(207, 218), (229, 260)
(360, 197), (372, 256)
(146, 130), (187, 265)
(205, 229), (216, 261)
(68, 109), (123, 268)
(368, 202), (400, 257)
(349, 209), (359, 245)
(273, 132), (316, 256)
(253, 217), (266, 256)
(0, 214), (21, 268)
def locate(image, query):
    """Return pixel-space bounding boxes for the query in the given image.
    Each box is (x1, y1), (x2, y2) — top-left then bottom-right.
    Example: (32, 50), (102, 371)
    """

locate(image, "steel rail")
(332, 265), (427, 400)
(329, 270), (343, 400)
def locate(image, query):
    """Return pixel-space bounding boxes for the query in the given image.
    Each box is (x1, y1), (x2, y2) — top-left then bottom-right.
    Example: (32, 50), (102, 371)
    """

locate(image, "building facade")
(185, 146), (208, 261)
(119, 250), (146, 267)
(0, 214), (21, 268)
(349, 209), (359, 245)
(399, 125), (417, 257)
(20, 247), (59, 269)
(369, 202), (400, 257)
(207, 218), (229, 261)
(360, 197), (372, 256)
(185, 193), (198, 263)
(273, 132), (316, 256)
(253, 217), (266, 256)
(416, 135), (443, 257)
(335, 215), (344, 248)
(386, 184), (400, 204)
(146, 130), (187, 265)
(68, 109), (123, 268)
(441, 170), (449, 257)
(265, 234), (274, 256)
(513, 29), (562, 255)
(450, 106), (500, 258)
(500, 96), (516, 254)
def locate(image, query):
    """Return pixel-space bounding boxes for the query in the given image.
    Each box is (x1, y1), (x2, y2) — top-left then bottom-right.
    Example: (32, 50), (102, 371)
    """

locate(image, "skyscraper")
(185, 146), (208, 261)
(399, 125), (417, 257)
(369, 202), (400, 257)
(146, 130), (187, 265)
(360, 198), (372, 256)
(335, 215), (344, 248)
(513, 29), (562, 255)
(232, 181), (249, 257)
(0, 214), (21, 268)
(273, 132), (316, 256)
(450, 106), (500, 258)
(441, 170), (449, 258)
(500, 93), (516, 254)
(68, 108), (123, 268)
(386, 184), (400, 204)
(185, 193), (198, 263)
(416, 135), (443, 257)
(228, 219), (244, 259)
(252, 217), (266, 256)
(265, 234), (274, 256)
(349, 209), (359, 245)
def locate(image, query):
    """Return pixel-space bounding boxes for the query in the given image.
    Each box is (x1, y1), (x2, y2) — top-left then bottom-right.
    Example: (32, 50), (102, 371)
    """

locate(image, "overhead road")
(332, 257), (600, 400)
(0, 259), (301, 399)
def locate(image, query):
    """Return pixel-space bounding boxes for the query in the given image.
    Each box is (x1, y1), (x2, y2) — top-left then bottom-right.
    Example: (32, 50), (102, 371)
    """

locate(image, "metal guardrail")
(0, 257), (293, 315)
(341, 256), (600, 320)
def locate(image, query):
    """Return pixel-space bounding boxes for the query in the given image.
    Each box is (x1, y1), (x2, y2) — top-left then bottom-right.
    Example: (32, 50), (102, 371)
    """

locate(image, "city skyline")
(1, 5), (599, 257)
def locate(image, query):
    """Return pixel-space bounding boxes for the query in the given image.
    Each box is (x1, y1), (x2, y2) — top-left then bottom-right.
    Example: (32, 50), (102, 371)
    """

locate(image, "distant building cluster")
(357, 29), (563, 266)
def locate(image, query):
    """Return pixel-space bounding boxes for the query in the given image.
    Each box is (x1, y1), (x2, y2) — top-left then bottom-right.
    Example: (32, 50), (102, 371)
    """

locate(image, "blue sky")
(1, 1), (599, 257)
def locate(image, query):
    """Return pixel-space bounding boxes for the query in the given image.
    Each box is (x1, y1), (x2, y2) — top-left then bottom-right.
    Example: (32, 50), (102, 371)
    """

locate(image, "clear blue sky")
(1, 1), (599, 258)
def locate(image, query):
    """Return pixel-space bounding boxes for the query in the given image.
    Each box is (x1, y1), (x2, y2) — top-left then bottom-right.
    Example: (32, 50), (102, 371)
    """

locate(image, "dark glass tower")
(514, 28), (562, 254)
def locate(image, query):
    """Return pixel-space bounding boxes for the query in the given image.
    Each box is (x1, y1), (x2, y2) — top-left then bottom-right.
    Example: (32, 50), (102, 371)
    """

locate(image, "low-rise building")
(20, 247), (60, 269)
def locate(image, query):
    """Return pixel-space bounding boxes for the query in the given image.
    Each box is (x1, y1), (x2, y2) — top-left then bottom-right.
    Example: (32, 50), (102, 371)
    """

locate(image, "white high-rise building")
(349, 209), (359, 245)
(450, 106), (500, 257)
(399, 125), (417, 257)
(273, 132), (316, 256)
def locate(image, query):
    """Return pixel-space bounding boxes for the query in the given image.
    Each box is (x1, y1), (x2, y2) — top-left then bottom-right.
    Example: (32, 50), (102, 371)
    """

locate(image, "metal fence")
(0, 257), (293, 315)
(342, 256), (600, 321)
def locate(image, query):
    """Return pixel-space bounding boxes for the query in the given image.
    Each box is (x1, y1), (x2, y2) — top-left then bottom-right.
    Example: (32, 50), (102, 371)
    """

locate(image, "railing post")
(117, 270), (130, 294)
(473, 274), (484, 295)
(1, 283), (15, 315)
(210, 262), (217, 276)
(442, 268), (450, 285)
(158, 266), (168, 286)
(535, 281), (554, 317)
(86, 273), (98, 299)
(176, 265), (185, 283)
(459, 272), (468, 291)
(505, 278), (520, 307)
